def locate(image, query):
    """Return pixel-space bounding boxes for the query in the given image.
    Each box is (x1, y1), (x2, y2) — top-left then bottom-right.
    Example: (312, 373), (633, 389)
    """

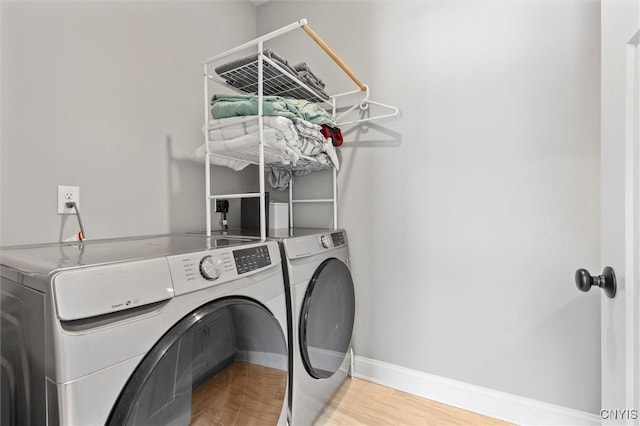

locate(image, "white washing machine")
(0, 234), (289, 426)
(277, 228), (355, 426)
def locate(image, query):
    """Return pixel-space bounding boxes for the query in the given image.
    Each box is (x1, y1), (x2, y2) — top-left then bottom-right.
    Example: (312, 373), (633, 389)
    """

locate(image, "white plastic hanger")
(334, 85), (400, 126)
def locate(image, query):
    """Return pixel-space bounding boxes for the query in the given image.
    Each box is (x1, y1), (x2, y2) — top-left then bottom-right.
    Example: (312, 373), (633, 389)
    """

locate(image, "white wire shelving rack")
(202, 19), (399, 241)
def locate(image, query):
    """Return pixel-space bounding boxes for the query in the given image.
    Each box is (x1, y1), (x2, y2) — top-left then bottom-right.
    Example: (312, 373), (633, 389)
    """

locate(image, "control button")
(233, 245), (272, 274)
(200, 256), (222, 281)
(331, 231), (345, 246)
(320, 235), (332, 249)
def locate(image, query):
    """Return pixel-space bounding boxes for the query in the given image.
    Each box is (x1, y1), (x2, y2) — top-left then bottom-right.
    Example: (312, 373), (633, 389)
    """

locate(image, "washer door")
(108, 297), (287, 426)
(299, 258), (355, 379)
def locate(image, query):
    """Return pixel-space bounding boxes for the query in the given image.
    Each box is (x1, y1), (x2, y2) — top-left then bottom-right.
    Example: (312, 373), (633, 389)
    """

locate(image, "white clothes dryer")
(0, 234), (289, 426)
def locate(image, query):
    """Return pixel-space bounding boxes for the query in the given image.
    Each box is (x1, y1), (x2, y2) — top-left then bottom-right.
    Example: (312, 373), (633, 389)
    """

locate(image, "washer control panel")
(330, 231), (346, 246)
(173, 252), (235, 284)
(168, 241), (279, 296)
(233, 245), (271, 274)
(284, 230), (348, 260)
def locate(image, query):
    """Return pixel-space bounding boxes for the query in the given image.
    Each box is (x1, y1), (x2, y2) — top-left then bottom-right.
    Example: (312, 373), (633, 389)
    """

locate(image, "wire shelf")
(216, 58), (330, 104)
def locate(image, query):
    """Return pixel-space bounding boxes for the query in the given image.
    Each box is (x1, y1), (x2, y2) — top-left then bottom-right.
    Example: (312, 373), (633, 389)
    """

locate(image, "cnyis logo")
(600, 409), (639, 420)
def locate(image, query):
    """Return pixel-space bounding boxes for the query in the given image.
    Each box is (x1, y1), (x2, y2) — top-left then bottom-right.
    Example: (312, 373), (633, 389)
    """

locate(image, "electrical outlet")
(215, 199), (229, 213)
(57, 185), (80, 215)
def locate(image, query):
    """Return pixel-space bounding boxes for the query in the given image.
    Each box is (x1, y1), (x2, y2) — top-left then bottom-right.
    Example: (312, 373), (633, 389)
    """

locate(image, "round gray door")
(108, 297), (287, 426)
(299, 258), (355, 379)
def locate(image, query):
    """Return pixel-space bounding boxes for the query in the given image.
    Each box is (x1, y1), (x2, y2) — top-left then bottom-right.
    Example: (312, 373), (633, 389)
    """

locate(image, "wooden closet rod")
(301, 24), (366, 92)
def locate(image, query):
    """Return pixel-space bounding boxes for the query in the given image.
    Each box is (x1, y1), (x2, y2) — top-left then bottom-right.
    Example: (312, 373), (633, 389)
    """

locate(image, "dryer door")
(107, 297), (287, 426)
(299, 258), (355, 379)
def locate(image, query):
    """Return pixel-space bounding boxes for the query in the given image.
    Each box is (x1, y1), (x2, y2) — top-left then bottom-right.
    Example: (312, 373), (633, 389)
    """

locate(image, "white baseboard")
(353, 355), (600, 425)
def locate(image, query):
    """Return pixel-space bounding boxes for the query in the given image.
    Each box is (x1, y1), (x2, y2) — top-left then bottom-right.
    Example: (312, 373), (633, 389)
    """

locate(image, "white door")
(600, 2), (640, 423)
(621, 28), (640, 424)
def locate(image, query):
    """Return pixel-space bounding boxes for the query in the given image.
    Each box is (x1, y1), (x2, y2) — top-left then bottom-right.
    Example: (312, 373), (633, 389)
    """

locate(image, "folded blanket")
(293, 63), (325, 89)
(205, 115), (339, 172)
(293, 62), (330, 100)
(209, 116), (323, 156)
(197, 127), (299, 171)
(210, 94), (335, 126)
(268, 154), (333, 191)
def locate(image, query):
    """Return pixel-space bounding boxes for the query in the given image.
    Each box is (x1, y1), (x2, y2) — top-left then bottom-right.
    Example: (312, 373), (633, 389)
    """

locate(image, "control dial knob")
(200, 255), (222, 281)
(320, 235), (332, 249)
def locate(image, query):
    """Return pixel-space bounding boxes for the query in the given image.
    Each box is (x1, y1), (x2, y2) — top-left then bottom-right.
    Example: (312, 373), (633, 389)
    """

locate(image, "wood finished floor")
(188, 362), (510, 425)
(191, 361), (286, 426)
(316, 378), (513, 426)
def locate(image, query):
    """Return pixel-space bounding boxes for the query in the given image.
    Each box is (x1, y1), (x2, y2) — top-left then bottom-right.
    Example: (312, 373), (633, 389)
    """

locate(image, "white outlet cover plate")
(57, 185), (80, 214)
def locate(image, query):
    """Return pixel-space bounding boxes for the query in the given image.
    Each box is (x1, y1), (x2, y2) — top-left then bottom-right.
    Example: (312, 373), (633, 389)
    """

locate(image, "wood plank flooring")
(191, 362), (286, 426)
(188, 362), (510, 425)
(316, 378), (513, 426)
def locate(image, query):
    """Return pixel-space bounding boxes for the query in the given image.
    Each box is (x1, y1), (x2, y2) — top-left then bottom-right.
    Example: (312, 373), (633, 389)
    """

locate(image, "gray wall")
(1, 0), (257, 246)
(1, 0), (603, 416)
(259, 1), (602, 414)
